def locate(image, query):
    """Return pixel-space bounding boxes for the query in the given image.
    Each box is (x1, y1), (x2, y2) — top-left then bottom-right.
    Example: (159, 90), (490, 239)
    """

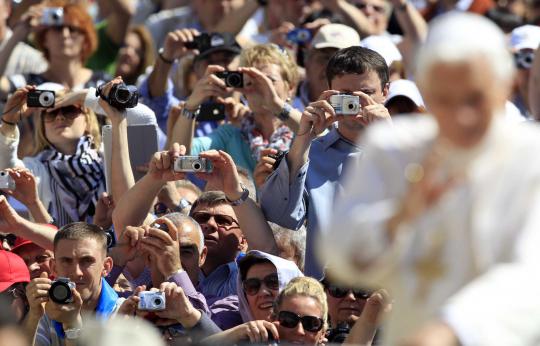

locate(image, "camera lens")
(154, 298), (162, 306)
(226, 74), (242, 88)
(192, 162), (202, 171)
(116, 88), (131, 103)
(54, 286), (69, 300)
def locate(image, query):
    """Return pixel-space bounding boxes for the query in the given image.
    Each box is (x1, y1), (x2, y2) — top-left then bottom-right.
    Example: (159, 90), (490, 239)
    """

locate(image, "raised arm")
(212, 0), (260, 36)
(321, 0), (377, 37)
(99, 0), (135, 45)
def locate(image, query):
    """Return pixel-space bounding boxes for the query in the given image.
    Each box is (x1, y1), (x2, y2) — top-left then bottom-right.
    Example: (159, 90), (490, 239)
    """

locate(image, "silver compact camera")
(173, 156), (213, 173)
(41, 7), (64, 26)
(138, 291), (166, 311)
(329, 94), (361, 115)
(0, 171), (15, 190)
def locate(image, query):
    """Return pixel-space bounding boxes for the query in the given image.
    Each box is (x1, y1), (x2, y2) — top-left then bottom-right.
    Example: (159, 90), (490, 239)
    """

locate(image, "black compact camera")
(326, 323), (350, 344)
(269, 150), (286, 171)
(215, 71), (244, 88)
(96, 83), (139, 110)
(197, 102), (226, 122)
(184, 33), (212, 50)
(27, 90), (55, 108)
(104, 228), (116, 249)
(49, 277), (75, 304)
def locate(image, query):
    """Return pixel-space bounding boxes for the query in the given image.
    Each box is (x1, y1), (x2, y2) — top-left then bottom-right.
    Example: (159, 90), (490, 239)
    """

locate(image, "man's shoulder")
(362, 115), (438, 152)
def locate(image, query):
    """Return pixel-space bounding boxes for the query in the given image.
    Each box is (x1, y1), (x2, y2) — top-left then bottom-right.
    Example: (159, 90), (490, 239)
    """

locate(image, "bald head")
(162, 212), (204, 254)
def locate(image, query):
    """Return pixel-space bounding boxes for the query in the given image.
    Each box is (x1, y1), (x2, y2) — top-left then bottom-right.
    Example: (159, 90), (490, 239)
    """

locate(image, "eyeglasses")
(243, 273), (279, 295)
(191, 211), (239, 228)
(277, 310), (324, 332)
(43, 106), (82, 122)
(355, 2), (386, 13)
(326, 285), (372, 300)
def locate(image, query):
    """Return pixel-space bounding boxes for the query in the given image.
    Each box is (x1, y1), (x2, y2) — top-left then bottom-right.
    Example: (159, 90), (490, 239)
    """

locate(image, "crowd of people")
(1, 0), (540, 345)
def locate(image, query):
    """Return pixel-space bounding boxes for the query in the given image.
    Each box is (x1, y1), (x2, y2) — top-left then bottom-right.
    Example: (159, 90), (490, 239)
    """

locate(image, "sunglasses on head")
(191, 211), (238, 227)
(43, 106), (82, 122)
(326, 285), (372, 300)
(243, 273), (279, 296)
(277, 310), (324, 332)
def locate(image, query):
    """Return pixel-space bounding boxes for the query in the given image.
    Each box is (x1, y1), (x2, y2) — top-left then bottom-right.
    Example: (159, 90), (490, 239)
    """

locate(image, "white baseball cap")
(510, 25), (540, 51)
(360, 35), (402, 66)
(385, 79), (424, 107)
(311, 24), (361, 50)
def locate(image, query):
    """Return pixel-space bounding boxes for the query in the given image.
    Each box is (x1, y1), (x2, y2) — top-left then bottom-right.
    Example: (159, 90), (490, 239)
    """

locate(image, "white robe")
(319, 114), (540, 345)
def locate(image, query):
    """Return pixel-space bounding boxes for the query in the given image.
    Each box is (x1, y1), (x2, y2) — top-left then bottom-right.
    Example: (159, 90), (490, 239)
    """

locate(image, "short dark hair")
(189, 191), (229, 216)
(53, 222), (107, 255)
(326, 46), (389, 89)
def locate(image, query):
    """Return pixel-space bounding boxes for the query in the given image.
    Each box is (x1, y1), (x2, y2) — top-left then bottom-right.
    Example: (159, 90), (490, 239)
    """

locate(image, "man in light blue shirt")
(260, 46), (392, 278)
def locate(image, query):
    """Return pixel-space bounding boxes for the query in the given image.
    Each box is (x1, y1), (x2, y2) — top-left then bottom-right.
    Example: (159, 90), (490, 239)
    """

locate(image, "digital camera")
(286, 28), (312, 45)
(41, 7), (64, 26)
(49, 277), (76, 304)
(173, 156), (213, 173)
(215, 71), (244, 88)
(27, 90), (55, 108)
(96, 83), (139, 110)
(326, 323), (351, 344)
(0, 171), (15, 190)
(184, 33), (212, 50)
(329, 94), (361, 115)
(138, 291), (166, 311)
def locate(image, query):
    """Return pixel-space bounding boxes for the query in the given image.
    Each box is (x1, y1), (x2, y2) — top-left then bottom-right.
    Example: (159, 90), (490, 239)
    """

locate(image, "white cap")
(360, 35), (402, 66)
(36, 82), (65, 92)
(311, 24), (361, 50)
(510, 25), (540, 51)
(385, 79), (424, 107)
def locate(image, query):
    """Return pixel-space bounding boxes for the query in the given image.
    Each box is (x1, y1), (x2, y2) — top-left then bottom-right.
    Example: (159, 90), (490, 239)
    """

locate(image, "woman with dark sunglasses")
(201, 250), (303, 344)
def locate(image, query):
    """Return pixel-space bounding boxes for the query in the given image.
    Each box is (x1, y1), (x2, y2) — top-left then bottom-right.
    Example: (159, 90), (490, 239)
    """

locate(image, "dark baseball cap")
(196, 32), (242, 61)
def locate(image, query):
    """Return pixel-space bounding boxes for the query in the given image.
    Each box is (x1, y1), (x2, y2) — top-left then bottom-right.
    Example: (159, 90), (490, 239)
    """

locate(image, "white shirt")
(320, 114), (540, 345)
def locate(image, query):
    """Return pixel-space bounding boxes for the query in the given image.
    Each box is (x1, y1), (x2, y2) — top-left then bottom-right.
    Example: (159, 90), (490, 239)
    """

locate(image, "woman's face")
(245, 63), (291, 105)
(43, 23), (86, 61)
(116, 32), (143, 79)
(43, 107), (87, 149)
(244, 262), (279, 321)
(274, 295), (325, 345)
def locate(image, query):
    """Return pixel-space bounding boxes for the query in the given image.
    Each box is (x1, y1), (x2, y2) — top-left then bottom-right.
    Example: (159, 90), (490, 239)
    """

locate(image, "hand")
(157, 182), (182, 212)
(217, 97), (251, 128)
(353, 91), (392, 126)
(97, 77), (128, 123)
(198, 150), (243, 200)
(44, 287), (83, 328)
(298, 90), (340, 138)
(25, 272), (51, 318)
(0, 195), (24, 232)
(161, 29), (201, 62)
(93, 192), (115, 229)
(238, 67), (285, 116)
(185, 65), (229, 111)
(253, 148), (279, 189)
(48, 89), (87, 112)
(346, 289), (392, 345)
(230, 320), (280, 344)
(155, 282), (201, 328)
(2, 85), (37, 124)
(110, 226), (147, 267)
(269, 21), (295, 48)
(2, 168), (40, 207)
(387, 146), (462, 240)
(118, 285), (146, 316)
(148, 143), (187, 182)
(139, 218), (182, 278)
(399, 321), (460, 346)
(15, 4), (44, 35)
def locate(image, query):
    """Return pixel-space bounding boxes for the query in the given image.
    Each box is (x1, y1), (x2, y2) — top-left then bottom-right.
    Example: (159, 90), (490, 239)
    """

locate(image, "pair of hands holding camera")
(299, 89), (392, 139)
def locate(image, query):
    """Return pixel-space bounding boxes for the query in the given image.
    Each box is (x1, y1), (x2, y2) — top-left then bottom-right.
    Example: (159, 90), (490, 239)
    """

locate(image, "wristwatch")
(276, 103), (292, 121)
(226, 184), (250, 206)
(181, 105), (200, 120)
(158, 47), (175, 64)
(65, 327), (82, 340)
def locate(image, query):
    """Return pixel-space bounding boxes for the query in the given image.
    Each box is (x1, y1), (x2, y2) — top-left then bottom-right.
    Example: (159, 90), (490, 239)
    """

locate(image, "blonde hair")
(32, 105), (101, 156)
(273, 277), (328, 329)
(240, 44), (299, 91)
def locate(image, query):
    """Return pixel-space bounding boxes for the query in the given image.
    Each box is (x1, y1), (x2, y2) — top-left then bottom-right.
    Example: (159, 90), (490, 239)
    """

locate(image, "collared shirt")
(198, 261), (238, 299)
(259, 127), (363, 278)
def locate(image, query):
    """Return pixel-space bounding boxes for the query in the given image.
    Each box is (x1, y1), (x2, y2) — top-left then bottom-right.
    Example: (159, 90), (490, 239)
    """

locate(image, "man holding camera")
(260, 46), (391, 278)
(24, 222), (123, 346)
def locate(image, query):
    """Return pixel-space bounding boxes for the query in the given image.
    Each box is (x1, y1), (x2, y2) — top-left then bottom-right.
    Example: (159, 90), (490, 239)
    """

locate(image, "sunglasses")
(277, 310), (324, 332)
(355, 2), (386, 13)
(43, 106), (82, 122)
(243, 273), (279, 296)
(326, 285), (372, 300)
(50, 25), (84, 35)
(191, 212), (238, 228)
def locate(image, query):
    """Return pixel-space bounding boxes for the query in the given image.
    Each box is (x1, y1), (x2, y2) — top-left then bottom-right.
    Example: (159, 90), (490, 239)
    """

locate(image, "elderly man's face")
(420, 56), (509, 148)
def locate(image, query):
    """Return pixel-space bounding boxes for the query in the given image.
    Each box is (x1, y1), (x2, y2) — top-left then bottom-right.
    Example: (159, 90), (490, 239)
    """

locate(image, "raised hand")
(2, 85), (37, 125)
(109, 226), (147, 267)
(139, 218), (182, 279)
(299, 90), (340, 138)
(352, 90), (392, 126)
(238, 67), (285, 116)
(25, 272), (51, 319)
(93, 192), (115, 230)
(253, 148), (279, 189)
(2, 168), (40, 207)
(0, 195), (23, 232)
(184, 65), (229, 111)
(148, 143), (187, 182)
(161, 29), (201, 62)
(155, 282), (201, 328)
(198, 150), (243, 200)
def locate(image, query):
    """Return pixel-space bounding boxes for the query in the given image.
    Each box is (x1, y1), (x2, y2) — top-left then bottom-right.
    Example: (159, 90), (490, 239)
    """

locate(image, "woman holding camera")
(0, 78), (156, 226)
(170, 43), (302, 174)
